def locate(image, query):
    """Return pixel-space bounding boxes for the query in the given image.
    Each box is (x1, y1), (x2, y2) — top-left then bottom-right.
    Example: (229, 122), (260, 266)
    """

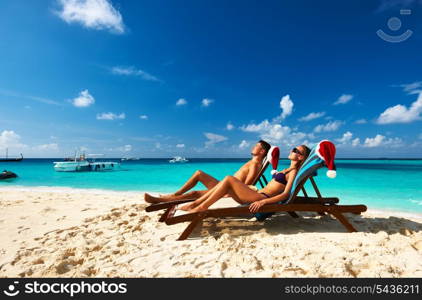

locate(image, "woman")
(180, 145), (311, 213)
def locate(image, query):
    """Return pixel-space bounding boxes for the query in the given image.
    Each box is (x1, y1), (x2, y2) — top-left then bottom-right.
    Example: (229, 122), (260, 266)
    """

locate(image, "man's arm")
(243, 161), (261, 185)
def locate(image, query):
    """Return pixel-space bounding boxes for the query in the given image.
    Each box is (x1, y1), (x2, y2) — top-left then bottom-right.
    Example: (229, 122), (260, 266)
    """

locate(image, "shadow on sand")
(186, 212), (422, 240)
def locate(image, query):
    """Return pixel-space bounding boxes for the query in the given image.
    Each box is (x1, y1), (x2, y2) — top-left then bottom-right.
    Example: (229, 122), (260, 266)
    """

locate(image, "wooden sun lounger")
(164, 174), (367, 241)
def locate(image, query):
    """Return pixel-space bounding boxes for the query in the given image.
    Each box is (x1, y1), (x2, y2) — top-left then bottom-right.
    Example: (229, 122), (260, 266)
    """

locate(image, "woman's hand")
(249, 200), (266, 213)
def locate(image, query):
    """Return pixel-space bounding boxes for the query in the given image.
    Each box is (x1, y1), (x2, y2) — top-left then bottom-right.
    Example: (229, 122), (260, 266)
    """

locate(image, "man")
(144, 140), (271, 203)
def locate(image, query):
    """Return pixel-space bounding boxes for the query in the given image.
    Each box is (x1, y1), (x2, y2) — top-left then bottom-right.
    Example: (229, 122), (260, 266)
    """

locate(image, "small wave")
(410, 199), (422, 206)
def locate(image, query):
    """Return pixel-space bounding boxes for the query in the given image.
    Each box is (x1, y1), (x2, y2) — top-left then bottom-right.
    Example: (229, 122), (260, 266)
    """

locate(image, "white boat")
(169, 156), (189, 163)
(53, 153), (121, 172)
(53, 161), (91, 172)
(120, 157), (140, 161)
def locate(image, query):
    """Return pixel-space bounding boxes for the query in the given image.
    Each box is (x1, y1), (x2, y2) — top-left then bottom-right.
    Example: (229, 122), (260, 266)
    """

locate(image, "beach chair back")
(285, 140), (335, 203)
(254, 140), (336, 221)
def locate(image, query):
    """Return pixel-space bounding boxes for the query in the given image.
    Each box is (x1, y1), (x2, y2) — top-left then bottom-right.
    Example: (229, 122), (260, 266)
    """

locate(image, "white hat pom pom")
(271, 170), (278, 175)
(327, 170), (337, 178)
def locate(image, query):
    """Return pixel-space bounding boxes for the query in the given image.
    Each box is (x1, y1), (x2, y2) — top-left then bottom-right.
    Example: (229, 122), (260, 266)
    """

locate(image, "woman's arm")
(249, 170), (297, 213)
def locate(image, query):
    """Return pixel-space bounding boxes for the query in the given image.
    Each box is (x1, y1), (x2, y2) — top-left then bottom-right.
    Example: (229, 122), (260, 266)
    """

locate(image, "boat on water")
(120, 157), (140, 161)
(0, 148), (23, 162)
(53, 153), (121, 172)
(0, 170), (17, 180)
(169, 156), (189, 163)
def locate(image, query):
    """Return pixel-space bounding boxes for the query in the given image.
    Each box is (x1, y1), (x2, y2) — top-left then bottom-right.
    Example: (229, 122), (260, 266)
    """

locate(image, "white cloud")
(96, 112), (125, 120)
(115, 144), (132, 152)
(314, 120), (343, 133)
(176, 98), (187, 106)
(336, 132), (362, 148)
(204, 133), (228, 147)
(0, 89), (61, 106)
(201, 98), (213, 107)
(280, 94), (294, 119)
(226, 122), (234, 131)
(336, 131), (353, 144)
(241, 119), (308, 146)
(355, 119), (367, 124)
(419, 133), (422, 140)
(333, 94), (353, 105)
(0, 130), (26, 149)
(363, 134), (403, 148)
(298, 112), (325, 122)
(239, 140), (250, 149)
(56, 0), (125, 34)
(33, 143), (59, 151)
(400, 81), (422, 94)
(376, 92), (422, 124)
(111, 66), (160, 82)
(139, 115), (148, 120)
(363, 134), (385, 148)
(72, 89), (95, 107)
(352, 138), (361, 147)
(176, 144), (185, 148)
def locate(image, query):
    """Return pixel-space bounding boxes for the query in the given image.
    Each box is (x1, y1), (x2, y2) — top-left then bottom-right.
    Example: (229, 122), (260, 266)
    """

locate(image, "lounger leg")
(330, 211), (357, 232)
(288, 212), (300, 218)
(159, 207), (172, 222)
(177, 213), (205, 241)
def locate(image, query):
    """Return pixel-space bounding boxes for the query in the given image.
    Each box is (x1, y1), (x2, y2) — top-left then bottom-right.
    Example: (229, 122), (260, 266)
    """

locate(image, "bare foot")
(179, 203), (195, 211)
(188, 206), (207, 213)
(144, 193), (162, 204)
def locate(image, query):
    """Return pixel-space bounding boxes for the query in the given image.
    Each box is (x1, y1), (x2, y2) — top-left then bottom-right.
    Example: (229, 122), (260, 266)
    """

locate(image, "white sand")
(1, 186), (422, 278)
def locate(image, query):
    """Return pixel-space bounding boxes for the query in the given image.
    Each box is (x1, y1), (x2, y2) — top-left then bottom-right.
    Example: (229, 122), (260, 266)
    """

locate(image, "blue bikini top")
(272, 169), (294, 185)
(272, 172), (287, 184)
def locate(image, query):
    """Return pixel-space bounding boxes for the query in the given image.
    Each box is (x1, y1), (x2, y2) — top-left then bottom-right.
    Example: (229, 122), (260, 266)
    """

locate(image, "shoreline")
(1, 185), (422, 220)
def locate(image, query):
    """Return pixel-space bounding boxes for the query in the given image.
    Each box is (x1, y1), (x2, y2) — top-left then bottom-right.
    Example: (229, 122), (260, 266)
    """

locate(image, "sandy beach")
(1, 186), (422, 278)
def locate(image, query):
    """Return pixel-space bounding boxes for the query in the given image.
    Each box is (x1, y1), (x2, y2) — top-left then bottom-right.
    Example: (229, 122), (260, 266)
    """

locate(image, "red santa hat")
(267, 146), (280, 175)
(316, 140), (337, 178)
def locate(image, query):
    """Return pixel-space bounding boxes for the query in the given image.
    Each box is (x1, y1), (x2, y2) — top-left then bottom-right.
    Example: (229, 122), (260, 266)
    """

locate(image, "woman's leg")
(170, 170), (219, 196)
(178, 183), (224, 209)
(187, 176), (266, 212)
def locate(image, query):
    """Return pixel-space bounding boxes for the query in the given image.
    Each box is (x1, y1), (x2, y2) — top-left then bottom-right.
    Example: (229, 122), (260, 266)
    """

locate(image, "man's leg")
(144, 170), (218, 204)
(144, 190), (207, 204)
(172, 170), (219, 196)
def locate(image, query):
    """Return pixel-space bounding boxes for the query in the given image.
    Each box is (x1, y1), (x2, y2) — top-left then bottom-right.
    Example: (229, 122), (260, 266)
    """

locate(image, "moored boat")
(53, 153), (121, 172)
(169, 156), (189, 163)
(0, 149), (23, 162)
(0, 170), (18, 180)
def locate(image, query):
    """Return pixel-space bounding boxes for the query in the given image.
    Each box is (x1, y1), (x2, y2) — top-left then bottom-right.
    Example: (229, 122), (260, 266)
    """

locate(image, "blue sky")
(0, 0), (422, 158)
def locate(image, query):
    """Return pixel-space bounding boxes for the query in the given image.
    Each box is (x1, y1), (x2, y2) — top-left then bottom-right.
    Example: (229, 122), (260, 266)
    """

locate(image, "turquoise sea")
(1, 158), (422, 214)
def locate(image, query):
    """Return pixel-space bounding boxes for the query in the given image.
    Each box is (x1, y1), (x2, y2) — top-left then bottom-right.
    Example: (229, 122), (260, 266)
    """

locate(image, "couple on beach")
(144, 140), (311, 213)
